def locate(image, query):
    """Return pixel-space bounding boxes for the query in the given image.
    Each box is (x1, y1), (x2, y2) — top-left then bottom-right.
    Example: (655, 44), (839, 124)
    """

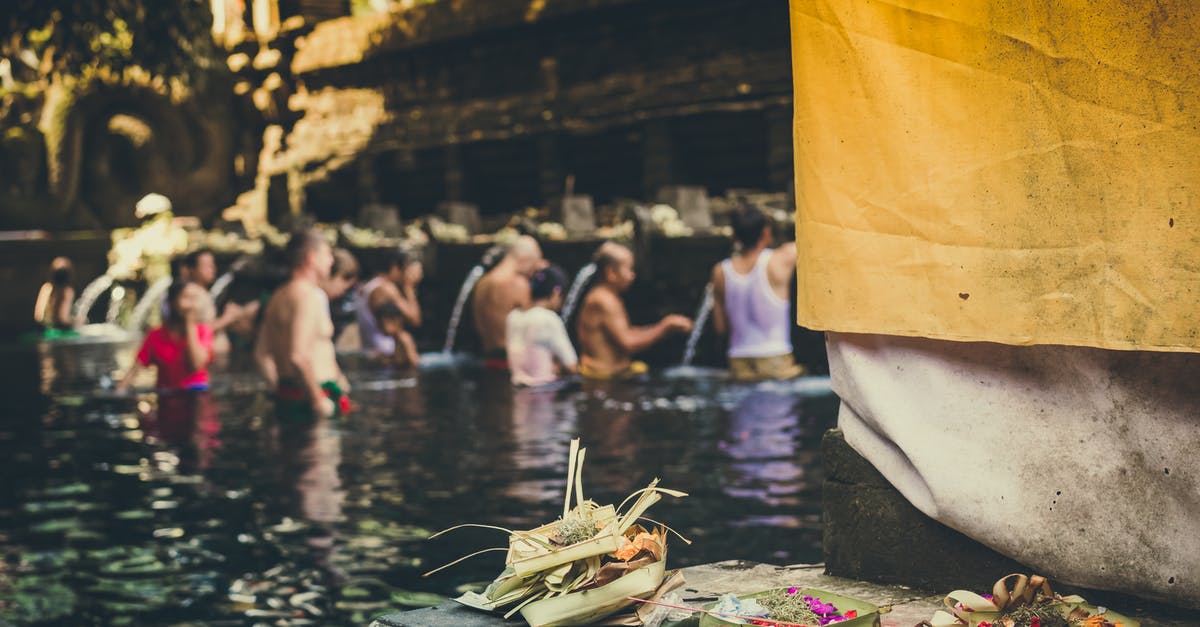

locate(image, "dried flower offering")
(691, 587), (879, 627)
(425, 439), (688, 627)
(925, 574), (1139, 627)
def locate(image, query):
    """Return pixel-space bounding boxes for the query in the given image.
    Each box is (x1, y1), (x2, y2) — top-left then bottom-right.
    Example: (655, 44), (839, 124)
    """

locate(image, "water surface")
(0, 340), (837, 625)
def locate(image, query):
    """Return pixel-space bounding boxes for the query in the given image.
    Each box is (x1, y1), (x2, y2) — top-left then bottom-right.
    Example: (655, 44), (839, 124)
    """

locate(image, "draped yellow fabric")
(790, 0), (1200, 352)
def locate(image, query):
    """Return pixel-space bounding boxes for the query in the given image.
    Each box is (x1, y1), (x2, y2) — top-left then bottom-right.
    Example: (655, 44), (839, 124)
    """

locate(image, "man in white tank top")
(711, 205), (804, 381)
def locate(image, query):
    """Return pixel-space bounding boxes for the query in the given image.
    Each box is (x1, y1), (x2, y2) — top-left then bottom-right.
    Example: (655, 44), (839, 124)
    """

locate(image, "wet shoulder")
(526, 306), (561, 325)
(580, 288), (619, 316)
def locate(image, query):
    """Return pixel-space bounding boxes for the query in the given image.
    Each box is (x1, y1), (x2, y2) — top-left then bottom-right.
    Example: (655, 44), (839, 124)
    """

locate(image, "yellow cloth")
(579, 360), (649, 381)
(729, 354), (806, 382)
(789, 0), (1200, 352)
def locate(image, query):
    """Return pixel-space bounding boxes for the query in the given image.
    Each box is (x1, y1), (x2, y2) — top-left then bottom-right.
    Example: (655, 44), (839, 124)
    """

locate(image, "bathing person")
(471, 235), (544, 367)
(177, 249), (219, 322)
(254, 230), (350, 420)
(322, 247), (360, 345)
(181, 247), (256, 357)
(374, 302), (420, 369)
(117, 280), (214, 392)
(323, 248), (360, 301)
(356, 248), (422, 358)
(506, 264), (578, 386)
(711, 205), (804, 381)
(182, 249), (217, 290)
(34, 257), (76, 330)
(576, 242), (692, 379)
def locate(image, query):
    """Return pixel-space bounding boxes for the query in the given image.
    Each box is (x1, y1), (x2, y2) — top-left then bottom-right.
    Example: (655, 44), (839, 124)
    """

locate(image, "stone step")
(374, 560), (1194, 627)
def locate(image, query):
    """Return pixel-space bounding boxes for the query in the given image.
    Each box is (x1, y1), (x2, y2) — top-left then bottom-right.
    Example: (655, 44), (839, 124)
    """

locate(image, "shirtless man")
(470, 235), (544, 366)
(710, 205), (803, 381)
(575, 242), (692, 378)
(255, 230), (350, 420)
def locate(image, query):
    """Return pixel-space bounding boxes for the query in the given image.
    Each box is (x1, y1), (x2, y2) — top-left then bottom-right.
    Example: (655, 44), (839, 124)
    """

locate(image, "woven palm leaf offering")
(922, 573), (1139, 627)
(673, 586), (879, 627)
(425, 439), (689, 627)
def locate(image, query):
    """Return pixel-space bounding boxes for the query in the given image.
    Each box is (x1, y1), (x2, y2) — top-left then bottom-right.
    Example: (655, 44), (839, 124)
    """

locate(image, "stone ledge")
(374, 560), (1194, 626)
(371, 561), (935, 627)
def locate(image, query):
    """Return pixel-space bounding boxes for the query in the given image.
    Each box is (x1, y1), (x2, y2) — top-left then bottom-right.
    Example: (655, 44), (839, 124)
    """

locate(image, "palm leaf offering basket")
(925, 573), (1139, 627)
(696, 587), (880, 627)
(427, 439), (688, 627)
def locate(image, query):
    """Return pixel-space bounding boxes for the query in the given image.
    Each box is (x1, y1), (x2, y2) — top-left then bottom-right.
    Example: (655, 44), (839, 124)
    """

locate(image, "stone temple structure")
(3, 0), (796, 230)
(224, 0), (797, 224)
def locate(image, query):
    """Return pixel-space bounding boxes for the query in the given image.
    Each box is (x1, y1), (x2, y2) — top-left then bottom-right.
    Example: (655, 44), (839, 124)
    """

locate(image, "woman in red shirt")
(118, 280), (215, 391)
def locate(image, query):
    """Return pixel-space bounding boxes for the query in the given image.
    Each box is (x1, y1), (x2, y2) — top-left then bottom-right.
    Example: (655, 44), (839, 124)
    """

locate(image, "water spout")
(126, 276), (173, 331)
(442, 264), (485, 354)
(680, 283), (714, 367)
(72, 274), (115, 325)
(105, 285), (127, 324)
(209, 272), (235, 304)
(209, 256), (249, 304)
(560, 262), (597, 322)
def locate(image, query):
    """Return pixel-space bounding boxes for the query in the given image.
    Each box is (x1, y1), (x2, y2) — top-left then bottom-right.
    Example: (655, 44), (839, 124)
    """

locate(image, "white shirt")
(506, 306), (578, 387)
(722, 249), (792, 358)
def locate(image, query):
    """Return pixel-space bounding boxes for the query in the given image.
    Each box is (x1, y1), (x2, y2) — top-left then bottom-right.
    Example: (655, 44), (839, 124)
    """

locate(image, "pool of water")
(0, 339), (839, 625)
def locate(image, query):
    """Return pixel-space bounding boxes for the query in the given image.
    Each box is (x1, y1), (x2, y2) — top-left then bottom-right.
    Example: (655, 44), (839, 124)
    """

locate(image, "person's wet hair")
(164, 280), (190, 323)
(183, 248), (214, 271)
(376, 302), (404, 321)
(285, 229), (327, 270)
(332, 248), (360, 280)
(592, 241), (628, 275)
(731, 204), (769, 250)
(379, 248), (410, 275)
(530, 264), (569, 301)
(49, 257), (73, 287)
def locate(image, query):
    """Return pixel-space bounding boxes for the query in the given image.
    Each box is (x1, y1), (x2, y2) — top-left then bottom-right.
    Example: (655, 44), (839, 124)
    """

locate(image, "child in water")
(33, 257), (76, 332)
(375, 302), (420, 370)
(118, 280), (214, 392)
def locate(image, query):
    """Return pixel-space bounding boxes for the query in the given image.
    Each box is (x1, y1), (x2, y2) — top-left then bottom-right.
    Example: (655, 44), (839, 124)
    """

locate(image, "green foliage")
(1, 0), (217, 89)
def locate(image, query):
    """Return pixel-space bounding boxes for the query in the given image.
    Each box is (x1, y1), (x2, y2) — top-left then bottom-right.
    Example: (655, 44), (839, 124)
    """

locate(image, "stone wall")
(275, 0), (794, 219)
(0, 81), (240, 230)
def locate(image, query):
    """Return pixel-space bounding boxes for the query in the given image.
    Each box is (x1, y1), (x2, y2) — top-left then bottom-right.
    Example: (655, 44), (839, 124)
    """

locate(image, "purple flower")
(787, 587), (799, 595)
(806, 598), (840, 616)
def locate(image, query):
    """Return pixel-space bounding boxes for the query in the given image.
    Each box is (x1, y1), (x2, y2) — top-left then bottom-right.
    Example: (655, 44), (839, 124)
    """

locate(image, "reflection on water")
(0, 340), (838, 625)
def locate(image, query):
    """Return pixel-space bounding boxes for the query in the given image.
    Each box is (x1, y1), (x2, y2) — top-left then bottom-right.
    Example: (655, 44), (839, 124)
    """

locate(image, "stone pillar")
(286, 168), (306, 217)
(444, 143), (464, 203)
(642, 119), (674, 199)
(538, 133), (564, 208)
(766, 106), (794, 193)
(357, 157), (379, 206)
(266, 172), (290, 224)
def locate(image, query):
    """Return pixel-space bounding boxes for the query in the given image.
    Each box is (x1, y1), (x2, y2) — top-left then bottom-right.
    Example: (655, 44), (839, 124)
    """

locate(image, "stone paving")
(375, 561), (1194, 627)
